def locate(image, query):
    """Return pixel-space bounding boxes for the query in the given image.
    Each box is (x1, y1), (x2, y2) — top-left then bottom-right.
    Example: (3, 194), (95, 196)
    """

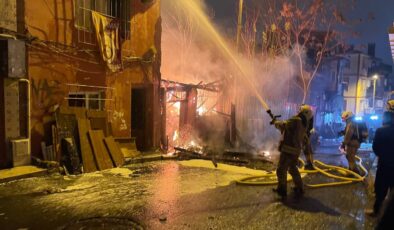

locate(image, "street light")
(372, 74), (378, 111)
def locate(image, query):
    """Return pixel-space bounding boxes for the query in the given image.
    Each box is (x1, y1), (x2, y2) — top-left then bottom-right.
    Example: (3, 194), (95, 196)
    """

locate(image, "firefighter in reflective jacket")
(341, 111), (361, 174)
(272, 105), (312, 198)
(304, 115), (315, 170)
(387, 99), (394, 113)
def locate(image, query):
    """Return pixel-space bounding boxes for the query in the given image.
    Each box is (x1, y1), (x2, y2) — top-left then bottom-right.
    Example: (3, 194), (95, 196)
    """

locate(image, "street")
(0, 147), (377, 230)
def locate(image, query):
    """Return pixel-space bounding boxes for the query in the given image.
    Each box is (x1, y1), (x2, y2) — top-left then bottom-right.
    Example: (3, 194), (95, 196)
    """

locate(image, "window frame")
(68, 91), (105, 110)
(73, 0), (132, 44)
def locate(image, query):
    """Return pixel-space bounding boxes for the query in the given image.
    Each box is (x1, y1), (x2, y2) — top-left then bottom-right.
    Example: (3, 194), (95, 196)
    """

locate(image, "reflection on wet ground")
(0, 147), (377, 229)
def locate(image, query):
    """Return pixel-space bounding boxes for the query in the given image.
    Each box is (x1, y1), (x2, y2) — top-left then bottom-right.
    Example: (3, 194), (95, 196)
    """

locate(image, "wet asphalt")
(0, 146), (378, 230)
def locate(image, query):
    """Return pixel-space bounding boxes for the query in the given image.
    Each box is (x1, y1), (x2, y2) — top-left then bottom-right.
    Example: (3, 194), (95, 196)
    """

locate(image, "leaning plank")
(87, 110), (110, 136)
(77, 118), (98, 173)
(88, 130), (114, 170)
(104, 136), (125, 167)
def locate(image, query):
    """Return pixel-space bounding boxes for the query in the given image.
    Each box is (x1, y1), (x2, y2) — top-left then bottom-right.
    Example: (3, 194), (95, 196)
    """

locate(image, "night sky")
(206, 0), (394, 65)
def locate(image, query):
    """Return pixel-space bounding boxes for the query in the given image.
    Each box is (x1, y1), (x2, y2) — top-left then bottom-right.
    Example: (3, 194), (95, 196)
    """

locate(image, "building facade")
(0, 0), (163, 168)
(342, 49), (392, 117)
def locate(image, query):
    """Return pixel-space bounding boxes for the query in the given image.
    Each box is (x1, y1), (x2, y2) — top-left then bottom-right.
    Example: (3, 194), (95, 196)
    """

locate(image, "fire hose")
(235, 155), (368, 188)
(235, 107), (368, 188)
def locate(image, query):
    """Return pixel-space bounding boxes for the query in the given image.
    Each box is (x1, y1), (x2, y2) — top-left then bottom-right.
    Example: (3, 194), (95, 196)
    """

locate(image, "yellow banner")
(91, 11), (122, 72)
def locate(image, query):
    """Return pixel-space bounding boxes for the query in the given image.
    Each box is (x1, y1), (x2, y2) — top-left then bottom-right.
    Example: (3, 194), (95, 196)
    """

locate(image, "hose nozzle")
(267, 109), (281, 125)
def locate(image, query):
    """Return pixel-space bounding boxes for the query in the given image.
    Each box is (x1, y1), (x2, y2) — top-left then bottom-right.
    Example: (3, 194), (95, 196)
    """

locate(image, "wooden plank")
(87, 110), (109, 136)
(51, 125), (60, 162)
(88, 130), (114, 170)
(77, 118), (97, 173)
(90, 117), (109, 136)
(104, 136), (125, 167)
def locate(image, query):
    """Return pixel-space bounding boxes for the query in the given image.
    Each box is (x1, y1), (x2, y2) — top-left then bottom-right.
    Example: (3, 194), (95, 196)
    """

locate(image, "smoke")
(161, 0), (232, 84)
(161, 0), (299, 154)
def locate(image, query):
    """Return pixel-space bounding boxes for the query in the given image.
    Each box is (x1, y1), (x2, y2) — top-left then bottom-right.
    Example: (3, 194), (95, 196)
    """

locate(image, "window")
(68, 91), (105, 110)
(74, 0), (131, 44)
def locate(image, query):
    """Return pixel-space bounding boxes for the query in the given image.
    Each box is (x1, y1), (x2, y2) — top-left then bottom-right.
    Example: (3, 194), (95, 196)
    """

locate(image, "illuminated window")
(68, 91), (104, 110)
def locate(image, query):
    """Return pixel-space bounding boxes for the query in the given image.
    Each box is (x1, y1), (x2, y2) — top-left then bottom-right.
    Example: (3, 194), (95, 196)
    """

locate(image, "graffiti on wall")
(111, 110), (128, 131)
(31, 78), (64, 135)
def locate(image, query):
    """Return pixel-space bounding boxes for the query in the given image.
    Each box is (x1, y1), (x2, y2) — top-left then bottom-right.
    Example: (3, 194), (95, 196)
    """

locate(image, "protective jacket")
(274, 115), (308, 155)
(373, 124), (394, 168)
(343, 120), (361, 148)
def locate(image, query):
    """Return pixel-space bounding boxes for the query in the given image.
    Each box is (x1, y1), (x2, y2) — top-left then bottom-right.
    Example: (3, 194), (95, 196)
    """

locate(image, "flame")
(197, 106), (206, 115)
(174, 101), (180, 110)
(173, 130), (179, 141)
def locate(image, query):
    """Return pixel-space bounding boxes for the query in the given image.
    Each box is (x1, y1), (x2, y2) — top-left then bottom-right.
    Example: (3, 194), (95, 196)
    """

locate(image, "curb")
(124, 154), (178, 164)
(0, 168), (48, 184)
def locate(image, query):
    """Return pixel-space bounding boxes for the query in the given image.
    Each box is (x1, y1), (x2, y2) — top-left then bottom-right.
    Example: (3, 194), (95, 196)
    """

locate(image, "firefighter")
(387, 99), (394, 113)
(365, 111), (394, 217)
(340, 111), (361, 174)
(272, 105), (312, 199)
(304, 113), (315, 170)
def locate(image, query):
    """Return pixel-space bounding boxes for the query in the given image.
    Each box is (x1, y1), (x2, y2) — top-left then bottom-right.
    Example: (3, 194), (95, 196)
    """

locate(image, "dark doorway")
(131, 87), (146, 151)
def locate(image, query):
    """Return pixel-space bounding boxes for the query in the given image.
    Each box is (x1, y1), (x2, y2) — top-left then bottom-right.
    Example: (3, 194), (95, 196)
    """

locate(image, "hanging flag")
(91, 11), (122, 72)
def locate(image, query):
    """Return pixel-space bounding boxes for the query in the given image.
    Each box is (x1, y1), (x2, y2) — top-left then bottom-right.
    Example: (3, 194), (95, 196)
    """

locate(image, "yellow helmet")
(299, 104), (313, 120)
(387, 100), (394, 113)
(341, 111), (354, 121)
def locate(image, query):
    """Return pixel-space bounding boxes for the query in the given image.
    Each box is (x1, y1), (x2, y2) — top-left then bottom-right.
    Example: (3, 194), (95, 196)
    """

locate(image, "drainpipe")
(18, 79), (30, 155)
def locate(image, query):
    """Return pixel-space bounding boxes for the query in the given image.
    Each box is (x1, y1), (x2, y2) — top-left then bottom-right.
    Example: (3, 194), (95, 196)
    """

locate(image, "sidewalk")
(0, 166), (48, 183)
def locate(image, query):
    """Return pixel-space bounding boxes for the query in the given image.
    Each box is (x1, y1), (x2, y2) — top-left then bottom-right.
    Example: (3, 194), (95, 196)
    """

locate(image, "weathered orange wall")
(25, 0), (162, 156)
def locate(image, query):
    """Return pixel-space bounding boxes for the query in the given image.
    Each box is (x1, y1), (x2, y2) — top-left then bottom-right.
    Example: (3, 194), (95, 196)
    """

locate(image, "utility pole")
(232, 0), (243, 147)
(236, 0), (243, 52)
(372, 74), (378, 112)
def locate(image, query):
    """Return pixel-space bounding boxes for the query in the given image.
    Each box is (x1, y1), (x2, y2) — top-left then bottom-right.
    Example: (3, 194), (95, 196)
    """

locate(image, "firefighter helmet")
(299, 104), (313, 120)
(341, 111), (354, 121)
(387, 100), (394, 113)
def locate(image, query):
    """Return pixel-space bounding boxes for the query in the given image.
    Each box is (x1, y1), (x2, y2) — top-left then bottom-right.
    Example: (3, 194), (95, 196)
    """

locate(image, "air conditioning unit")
(10, 139), (30, 167)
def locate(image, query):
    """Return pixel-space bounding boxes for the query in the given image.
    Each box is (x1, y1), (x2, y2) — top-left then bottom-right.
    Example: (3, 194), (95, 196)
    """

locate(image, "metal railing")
(73, 0), (131, 46)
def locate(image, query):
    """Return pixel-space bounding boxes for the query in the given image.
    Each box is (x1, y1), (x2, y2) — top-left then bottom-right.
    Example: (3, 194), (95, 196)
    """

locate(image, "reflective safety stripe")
(280, 144), (301, 155)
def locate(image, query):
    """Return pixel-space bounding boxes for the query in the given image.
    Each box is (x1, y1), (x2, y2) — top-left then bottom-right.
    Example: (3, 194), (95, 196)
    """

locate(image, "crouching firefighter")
(304, 108), (315, 170)
(271, 105), (313, 199)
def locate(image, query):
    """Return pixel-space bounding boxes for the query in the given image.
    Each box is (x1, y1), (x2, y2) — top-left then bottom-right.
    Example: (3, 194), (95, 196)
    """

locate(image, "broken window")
(68, 92), (104, 110)
(74, 0), (131, 44)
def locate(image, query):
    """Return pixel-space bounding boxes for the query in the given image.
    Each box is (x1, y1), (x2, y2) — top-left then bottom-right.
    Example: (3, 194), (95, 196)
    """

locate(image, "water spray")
(178, 0), (277, 121)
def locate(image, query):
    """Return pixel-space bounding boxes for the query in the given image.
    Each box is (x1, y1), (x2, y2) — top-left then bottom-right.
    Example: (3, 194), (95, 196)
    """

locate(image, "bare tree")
(240, 6), (260, 60)
(257, 0), (351, 103)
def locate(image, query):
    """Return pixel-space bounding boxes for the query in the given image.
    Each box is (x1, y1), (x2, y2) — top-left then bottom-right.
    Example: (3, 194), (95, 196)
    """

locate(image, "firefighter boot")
(292, 187), (305, 199)
(272, 187), (287, 200)
(304, 162), (314, 170)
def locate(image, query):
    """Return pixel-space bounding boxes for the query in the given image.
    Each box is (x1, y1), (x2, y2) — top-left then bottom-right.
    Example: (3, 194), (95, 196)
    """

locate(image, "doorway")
(131, 87), (146, 151)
